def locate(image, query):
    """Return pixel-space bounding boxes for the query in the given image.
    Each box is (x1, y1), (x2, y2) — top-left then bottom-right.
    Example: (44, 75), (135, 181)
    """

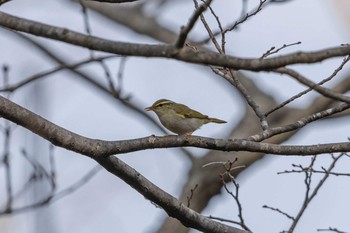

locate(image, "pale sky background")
(0, 0), (350, 233)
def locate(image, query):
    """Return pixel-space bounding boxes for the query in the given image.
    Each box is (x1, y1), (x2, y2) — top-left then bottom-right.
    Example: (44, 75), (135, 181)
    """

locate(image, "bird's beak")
(145, 106), (153, 111)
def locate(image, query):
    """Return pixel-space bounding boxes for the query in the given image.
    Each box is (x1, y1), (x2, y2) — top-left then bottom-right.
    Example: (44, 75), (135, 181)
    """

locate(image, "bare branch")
(0, 165), (101, 216)
(213, 68), (269, 130)
(272, 57), (350, 104)
(175, 0), (212, 48)
(223, 0), (266, 34)
(1, 95), (350, 156)
(262, 205), (295, 220)
(97, 156), (248, 233)
(266, 55), (350, 116)
(260, 41), (301, 59)
(220, 160), (251, 231)
(197, 0), (267, 44)
(1, 65), (13, 213)
(194, 0), (223, 53)
(21, 149), (56, 192)
(287, 154), (345, 232)
(0, 55), (117, 92)
(186, 184), (198, 207)
(247, 103), (350, 142)
(1, 12), (350, 71)
(279, 169), (350, 177)
(318, 227), (349, 233)
(8, 32), (195, 162)
(49, 165), (101, 202)
(115, 57), (128, 96)
(2, 119), (12, 212)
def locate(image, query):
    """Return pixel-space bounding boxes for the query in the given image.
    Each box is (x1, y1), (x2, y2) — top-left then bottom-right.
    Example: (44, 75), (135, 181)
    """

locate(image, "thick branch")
(97, 156), (247, 233)
(0, 12), (350, 71)
(0, 96), (350, 157)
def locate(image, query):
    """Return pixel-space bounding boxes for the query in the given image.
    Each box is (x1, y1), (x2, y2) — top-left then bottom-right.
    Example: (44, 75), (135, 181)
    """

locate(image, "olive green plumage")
(145, 99), (226, 135)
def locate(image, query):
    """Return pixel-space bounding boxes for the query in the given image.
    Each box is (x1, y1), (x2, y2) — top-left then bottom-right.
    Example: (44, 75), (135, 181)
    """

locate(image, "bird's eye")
(154, 100), (171, 108)
(155, 102), (166, 107)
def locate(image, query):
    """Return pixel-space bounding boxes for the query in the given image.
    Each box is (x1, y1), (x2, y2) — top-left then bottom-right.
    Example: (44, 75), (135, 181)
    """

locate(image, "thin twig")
(213, 68), (269, 130)
(317, 227), (349, 233)
(20, 149), (55, 190)
(287, 153), (345, 232)
(48, 145), (56, 190)
(50, 165), (102, 202)
(220, 160), (252, 232)
(224, 0), (266, 33)
(197, 0), (267, 44)
(175, 0), (212, 48)
(194, 0), (223, 53)
(266, 55), (350, 116)
(80, 0), (94, 58)
(99, 60), (118, 94)
(116, 57), (128, 96)
(206, 2), (226, 52)
(8, 32), (194, 161)
(260, 41), (301, 59)
(186, 184), (198, 207)
(262, 205), (295, 220)
(273, 66), (350, 104)
(278, 164), (350, 176)
(0, 165), (102, 216)
(1, 64), (13, 212)
(0, 55), (117, 92)
(247, 102), (350, 142)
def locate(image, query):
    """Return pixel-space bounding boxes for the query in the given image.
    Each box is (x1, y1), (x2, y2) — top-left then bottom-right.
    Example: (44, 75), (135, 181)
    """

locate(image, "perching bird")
(145, 99), (226, 135)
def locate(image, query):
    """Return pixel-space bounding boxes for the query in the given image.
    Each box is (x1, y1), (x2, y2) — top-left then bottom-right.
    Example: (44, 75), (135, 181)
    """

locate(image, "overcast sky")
(0, 1), (350, 233)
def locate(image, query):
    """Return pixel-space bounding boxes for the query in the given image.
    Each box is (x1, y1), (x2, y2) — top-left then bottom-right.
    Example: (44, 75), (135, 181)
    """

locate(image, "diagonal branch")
(0, 95), (350, 158)
(175, 0), (212, 48)
(266, 56), (350, 115)
(213, 68), (269, 130)
(288, 154), (345, 232)
(0, 55), (117, 92)
(6, 31), (195, 162)
(273, 57), (350, 104)
(0, 12), (350, 71)
(97, 156), (248, 233)
(247, 103), (350, 142)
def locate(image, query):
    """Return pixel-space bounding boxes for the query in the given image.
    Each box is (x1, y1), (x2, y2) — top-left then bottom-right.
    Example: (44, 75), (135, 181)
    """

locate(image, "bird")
(145, 99), (226, 135)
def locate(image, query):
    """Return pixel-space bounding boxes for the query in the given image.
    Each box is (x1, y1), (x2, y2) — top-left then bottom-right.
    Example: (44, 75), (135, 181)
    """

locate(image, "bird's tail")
(209, 118), (227, 124)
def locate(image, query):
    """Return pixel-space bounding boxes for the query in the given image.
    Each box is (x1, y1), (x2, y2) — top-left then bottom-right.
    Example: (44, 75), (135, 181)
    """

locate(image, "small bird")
(145, 99), (227, 135)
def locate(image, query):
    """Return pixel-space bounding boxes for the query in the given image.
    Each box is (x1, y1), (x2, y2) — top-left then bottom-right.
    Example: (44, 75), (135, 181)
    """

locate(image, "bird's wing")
(175, 104), (209, 119)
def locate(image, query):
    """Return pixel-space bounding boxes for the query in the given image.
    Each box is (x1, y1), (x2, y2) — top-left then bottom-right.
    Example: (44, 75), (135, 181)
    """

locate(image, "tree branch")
(0, 95), (350, 157)
(273, 58), (350, 104)
(247, 103), (350, 142)
(0, 55), (117, 92)
(97, 156), (248, 233)
(0, 12), (349, 71)
(175, 0), (211, 48)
